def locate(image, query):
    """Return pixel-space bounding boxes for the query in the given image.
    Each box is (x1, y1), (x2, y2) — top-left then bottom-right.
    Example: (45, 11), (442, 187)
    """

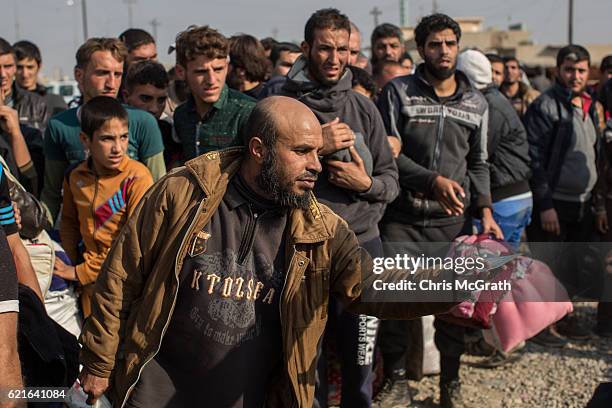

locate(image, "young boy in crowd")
(54, 96), (153, 317)
(122, 60), (183, 170)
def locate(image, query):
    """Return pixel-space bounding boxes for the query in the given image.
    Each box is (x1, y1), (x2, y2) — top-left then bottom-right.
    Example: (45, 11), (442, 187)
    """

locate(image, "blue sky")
(2, 0), (611, 78)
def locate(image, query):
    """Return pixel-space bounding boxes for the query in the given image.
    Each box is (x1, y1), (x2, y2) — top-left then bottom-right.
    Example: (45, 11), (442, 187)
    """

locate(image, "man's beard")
(424, 58), (456, 80)
(257, 149), (317, 210)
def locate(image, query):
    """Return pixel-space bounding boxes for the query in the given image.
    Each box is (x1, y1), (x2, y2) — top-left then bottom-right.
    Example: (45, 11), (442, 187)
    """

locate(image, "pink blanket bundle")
(441, 234), (516, 329)
(483, 258), (573, 352)
(442, 235), (573, 352)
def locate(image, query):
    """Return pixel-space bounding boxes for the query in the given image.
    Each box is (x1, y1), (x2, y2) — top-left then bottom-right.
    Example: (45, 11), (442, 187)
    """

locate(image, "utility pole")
(71, 1), (79, 50)
(370, 6), (382, 27)
(568, 0), (574, 44)
(81, 0), (88, 41)
(13, 0), (21, 39)
(399, 0), (406, 27)
(124, 0), (137, 28)
(432, 0), (439, 13)
(150, 18), (160, 41)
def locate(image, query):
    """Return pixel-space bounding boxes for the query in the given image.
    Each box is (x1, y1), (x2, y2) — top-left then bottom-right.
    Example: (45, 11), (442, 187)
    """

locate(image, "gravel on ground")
(407, 302), (612, 407)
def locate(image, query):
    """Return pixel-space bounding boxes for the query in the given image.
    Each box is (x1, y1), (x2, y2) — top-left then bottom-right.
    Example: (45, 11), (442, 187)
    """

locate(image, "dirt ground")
(407, 303), (612, 407)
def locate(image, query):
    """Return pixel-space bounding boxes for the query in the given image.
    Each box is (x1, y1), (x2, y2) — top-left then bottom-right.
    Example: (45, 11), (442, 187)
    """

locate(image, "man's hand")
(12, 202), (21, 231)
(319, 117), (355, 156)
(596, 212), (609, 235)
(326, 147), (372, 192)
(540, 208), (561, 236)
(0, 105), (22, 138)
(480, 207), (504, 240)
(431, 176), (465, 216)
(387, 136), (401, 158)
(53, 257), (77, 281)
(79, 368), (110, 406)
(0, 87), (31, 172)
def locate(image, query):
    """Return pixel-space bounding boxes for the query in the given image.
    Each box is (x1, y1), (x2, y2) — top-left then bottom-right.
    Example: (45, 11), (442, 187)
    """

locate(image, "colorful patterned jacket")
(60, 156), (153, 316)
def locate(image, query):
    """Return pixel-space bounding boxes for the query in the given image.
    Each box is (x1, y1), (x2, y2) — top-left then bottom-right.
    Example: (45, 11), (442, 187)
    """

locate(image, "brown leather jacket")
(502, 82), (540, 117)
(79, 147), (454, 407)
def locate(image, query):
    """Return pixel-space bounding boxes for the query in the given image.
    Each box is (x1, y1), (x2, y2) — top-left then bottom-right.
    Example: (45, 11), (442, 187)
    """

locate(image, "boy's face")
(16, 57), (40, 91)
(81, 118), (129, 172)
(177, 55), (228, 106)
(123, 83), (168, 119)
(0, 53), (16, 97)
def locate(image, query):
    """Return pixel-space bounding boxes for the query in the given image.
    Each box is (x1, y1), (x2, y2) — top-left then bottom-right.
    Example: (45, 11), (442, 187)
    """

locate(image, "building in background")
(401, 17), (612, 76)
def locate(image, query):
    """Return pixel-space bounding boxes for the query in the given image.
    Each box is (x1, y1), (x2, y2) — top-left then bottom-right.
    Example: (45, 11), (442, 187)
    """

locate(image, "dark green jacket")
(173, 85), (255, 160)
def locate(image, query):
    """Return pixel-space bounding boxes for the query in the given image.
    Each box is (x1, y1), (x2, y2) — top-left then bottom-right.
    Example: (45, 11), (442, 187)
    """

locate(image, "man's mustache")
(297, 171), (319, 182)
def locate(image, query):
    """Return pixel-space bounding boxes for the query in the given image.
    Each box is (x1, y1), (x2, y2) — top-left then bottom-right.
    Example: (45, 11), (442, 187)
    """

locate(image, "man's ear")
(74, 66), (83, 87)
(249, 136), (265, 164)
(300, 41), (310, 59)
(175, 64), (186, 81)
(79, 131), (91, 152)
(417, 46), (425, 61)
(121, 88), (130, 102)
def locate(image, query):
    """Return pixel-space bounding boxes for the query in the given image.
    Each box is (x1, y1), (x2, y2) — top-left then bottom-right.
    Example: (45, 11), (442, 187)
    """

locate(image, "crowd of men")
(0, 7), (611, 408)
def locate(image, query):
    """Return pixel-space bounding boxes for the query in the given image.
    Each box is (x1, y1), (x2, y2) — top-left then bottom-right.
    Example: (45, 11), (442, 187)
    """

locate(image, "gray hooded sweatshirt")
(261, 56), (399, 243)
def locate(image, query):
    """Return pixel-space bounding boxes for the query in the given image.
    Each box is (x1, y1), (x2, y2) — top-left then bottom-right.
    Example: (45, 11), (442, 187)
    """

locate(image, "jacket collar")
(551, 80), (573, 104)
(516, 81), (530, 98)
(85, 155), (131, 176)
(186, 85), (229, 117)
(15, 83), (47, 97)
(500, 81), (528, 98)
(184, 148), (332, 243)
(4, 83), (19, 106)
(481, 83), (498, 94)
(282, 55), (353, 113)
(414, 63), (472, 102)
(9, 82), (36, 105)
(551, 80), (595, 116)
(33, 83), (47, 97)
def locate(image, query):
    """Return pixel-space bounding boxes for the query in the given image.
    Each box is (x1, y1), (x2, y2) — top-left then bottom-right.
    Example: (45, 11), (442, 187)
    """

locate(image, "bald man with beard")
(78, 96), (463, 408)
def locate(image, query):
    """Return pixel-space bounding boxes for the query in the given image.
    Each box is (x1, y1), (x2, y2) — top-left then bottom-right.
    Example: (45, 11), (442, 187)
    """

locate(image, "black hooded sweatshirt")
(262, 56), (399, 243)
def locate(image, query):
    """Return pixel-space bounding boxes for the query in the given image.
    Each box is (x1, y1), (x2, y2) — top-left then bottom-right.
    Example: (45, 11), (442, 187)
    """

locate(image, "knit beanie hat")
(456, 49), (492, 90)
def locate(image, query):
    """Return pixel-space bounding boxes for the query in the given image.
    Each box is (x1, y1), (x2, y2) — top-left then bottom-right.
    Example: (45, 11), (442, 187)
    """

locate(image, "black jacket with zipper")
(481, 84), (531, 202)
(377, 64), (491, 227)
(524, 81), (605, 212)
(30, 83), (67, 117)
(9, 83), (49, 131)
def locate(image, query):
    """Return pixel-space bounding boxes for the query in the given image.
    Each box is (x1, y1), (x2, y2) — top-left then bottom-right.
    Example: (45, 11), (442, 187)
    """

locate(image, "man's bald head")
(349, 22), (362, 66)
(242, 96), (323, 209)
(246, 96), (321, 149)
